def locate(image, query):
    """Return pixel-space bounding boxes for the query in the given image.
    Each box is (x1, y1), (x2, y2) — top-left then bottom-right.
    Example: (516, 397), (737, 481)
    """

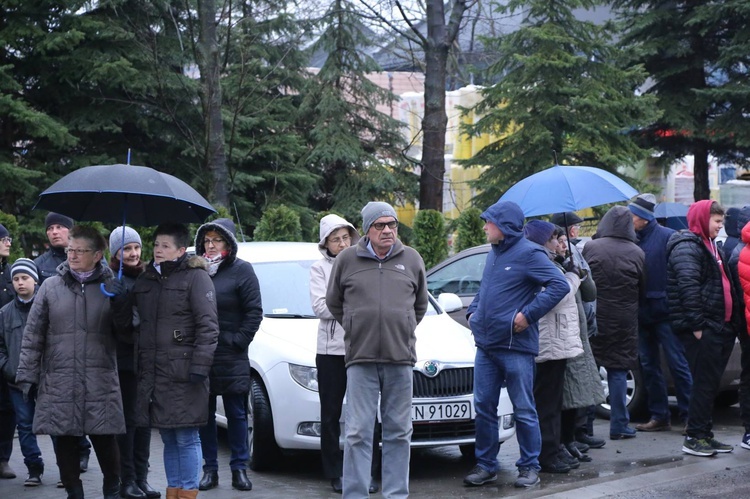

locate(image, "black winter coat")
(109, 260), (145, 373)
(0, 296), (33, 384)
(0, 260), (13, 307)
(582, 206), (645, 370)
(124, 255), (219, 429)
(667, 230), (731, 334)
(194, 222), (263, 394)
(33, 246), (67, 284)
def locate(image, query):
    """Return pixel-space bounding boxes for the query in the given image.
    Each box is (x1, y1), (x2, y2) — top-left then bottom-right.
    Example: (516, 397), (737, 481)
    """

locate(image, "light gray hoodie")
(309, 214), (360, 355)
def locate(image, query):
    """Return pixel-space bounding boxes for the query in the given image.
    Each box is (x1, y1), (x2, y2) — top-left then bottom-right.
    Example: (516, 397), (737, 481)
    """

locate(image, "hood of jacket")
(317, 214), (360, 255)
(594, 205), (636, 242)
(195, 220), (239, 267)
(481, 200), (525, 251)
(687, 199), (715, 244)
(738, 206), (750, 243)
(725, 207), (741, 238)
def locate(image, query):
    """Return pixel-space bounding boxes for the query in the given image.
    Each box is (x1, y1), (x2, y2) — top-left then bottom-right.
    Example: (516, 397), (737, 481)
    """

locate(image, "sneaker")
(682, 437), (718, 457)
(463, 465), (497, 486)
(57, 480), (65, 488)
(706, 437), (733, 453)
(741, 432), (750, 450)
(610, 427), (637, 440)
(514, 467), (540, 488)
(24, 467), (43, 487)
(540, 458), (571, 474)
(635, 419), (671, 432)
(575, 431), (606, 449)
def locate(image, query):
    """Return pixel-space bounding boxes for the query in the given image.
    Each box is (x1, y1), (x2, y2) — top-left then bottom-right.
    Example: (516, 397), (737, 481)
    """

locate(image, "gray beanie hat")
(11, 258), (38, 282)
(109, 226), (142, 258)
(361, 201), (398, 233)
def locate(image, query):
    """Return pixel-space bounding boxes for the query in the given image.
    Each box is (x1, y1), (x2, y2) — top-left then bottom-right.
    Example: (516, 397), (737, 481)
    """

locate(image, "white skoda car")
(214, 242), (516, 470)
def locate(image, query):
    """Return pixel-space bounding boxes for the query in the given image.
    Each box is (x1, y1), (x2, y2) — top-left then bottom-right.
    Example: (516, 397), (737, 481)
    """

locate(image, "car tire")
(249, 377), (282, 471)
(595, 365), (647, 421)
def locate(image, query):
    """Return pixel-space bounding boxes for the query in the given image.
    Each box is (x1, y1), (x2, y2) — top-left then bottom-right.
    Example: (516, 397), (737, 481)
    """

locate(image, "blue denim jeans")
(343, 363), (412, 499)
(200, 392), (249, 471)
(607, 369), (630, 434)
(474, 347), (540, 472)
(160, 427), (202, 489)
(638, 321), (692, 422)
(7, 386), (43, 467)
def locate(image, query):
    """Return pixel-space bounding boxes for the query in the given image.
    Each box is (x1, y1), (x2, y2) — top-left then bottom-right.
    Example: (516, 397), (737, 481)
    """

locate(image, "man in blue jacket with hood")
(463, 201), (569, 489)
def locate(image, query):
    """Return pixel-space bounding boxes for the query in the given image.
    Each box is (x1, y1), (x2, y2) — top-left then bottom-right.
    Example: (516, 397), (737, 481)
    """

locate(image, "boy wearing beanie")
(0, 258), (44, 486)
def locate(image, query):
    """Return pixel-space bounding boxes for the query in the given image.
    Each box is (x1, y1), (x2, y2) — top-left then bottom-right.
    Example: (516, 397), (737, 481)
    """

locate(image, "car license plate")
(412, 401), (472, 422)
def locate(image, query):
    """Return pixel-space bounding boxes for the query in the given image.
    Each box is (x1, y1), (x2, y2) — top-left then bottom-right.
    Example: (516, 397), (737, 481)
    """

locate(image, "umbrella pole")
(563, 213), (574, 260)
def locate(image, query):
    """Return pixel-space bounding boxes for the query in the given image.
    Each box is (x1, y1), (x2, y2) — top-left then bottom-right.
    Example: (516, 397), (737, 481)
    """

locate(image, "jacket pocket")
(168, 346), (194, 382)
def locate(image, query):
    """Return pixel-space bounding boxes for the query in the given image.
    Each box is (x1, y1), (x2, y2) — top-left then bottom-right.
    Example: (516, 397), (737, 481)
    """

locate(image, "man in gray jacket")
(327, 201), (428, 499)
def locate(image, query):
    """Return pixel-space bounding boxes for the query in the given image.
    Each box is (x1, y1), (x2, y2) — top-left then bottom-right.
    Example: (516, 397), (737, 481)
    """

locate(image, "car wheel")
(248, 377), (282, 471)
(595, 365), (647, 420)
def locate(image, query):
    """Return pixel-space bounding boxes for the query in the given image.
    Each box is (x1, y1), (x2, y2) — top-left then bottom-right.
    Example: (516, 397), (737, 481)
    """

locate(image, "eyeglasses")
(66, 248), (95, 256)
(0, 237), (11, 245)
(371, 221), (398, 231)
(328, 235), (351, 245)
(203, 238), (225, 246)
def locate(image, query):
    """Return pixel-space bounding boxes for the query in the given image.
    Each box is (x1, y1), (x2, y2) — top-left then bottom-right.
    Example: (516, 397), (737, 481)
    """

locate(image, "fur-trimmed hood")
(194, 219), (239, 269)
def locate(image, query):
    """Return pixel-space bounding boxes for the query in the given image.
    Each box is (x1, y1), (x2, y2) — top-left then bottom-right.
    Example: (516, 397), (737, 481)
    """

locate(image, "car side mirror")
(437, 293), (463, 313)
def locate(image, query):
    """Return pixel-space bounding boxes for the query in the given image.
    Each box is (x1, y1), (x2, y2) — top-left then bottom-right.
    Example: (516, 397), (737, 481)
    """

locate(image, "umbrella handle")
(101, 282), (115, 297)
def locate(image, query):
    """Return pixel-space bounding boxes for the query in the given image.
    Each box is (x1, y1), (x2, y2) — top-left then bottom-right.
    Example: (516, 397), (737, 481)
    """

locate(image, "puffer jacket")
(725, 206), (750, 335)
(33, 246), (67, 284)
(15, 261), (126, 436)
(0, 294), (34, 384)
(536, 263), (583, 363)
(667, 200), (732, 334)
(126, 254), (219, 428)
(562, 290), (605, 409)
(310, 215), (360, 356)
(583, 206), (645, 370)
(0, 260), (13, 307)
(326, 238), (428, 367)
(736, 221), (750, 335)
(195, 220), (262, 394)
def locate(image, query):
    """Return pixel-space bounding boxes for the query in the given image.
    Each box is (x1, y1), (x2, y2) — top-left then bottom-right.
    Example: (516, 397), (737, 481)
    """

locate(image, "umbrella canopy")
(499, 165), (639, 217)
(35, 164), (216, 226)
(655, 202), (689, 230)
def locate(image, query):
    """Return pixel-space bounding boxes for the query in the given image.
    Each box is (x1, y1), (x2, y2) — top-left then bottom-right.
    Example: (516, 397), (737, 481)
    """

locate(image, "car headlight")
(289, 364), (319, 392)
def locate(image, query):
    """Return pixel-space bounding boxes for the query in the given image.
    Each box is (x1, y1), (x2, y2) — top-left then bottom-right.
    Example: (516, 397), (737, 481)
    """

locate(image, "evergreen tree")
(413, 209), (448, 269)
(463, 0), (658, 207)
(455, 207), (485, 252)
(298, 0), (417, 225)
(253, 204), (303, 241)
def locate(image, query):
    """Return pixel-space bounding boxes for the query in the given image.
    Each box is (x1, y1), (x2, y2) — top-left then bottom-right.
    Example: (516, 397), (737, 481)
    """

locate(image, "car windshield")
(252, 258), (439, 318)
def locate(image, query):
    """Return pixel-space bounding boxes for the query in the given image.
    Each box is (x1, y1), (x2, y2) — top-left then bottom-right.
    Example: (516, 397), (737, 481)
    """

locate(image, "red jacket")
(737, 222), (750, 334)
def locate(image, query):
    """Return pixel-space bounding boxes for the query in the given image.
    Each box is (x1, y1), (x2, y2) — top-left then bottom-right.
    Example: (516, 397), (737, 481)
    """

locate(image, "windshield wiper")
(264, 313), (317, 319)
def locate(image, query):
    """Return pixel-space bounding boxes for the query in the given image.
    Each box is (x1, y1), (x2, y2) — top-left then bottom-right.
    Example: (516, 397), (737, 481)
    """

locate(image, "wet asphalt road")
(2, 404), (749, 498)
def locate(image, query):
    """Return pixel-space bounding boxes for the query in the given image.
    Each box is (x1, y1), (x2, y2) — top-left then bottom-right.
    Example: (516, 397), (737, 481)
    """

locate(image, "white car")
(214, 242), (516, 471)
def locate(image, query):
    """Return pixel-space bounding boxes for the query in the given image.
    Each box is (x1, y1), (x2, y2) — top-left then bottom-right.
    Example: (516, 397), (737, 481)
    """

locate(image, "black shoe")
(540, 458), (571, 474)
(121, 481), (147, 499)
(103, 478), (121, 499)
(66, 480), (85, 499)
(569, 440), (589, 453)
(368, 479), (379, 494)
(463, 465), (498, 486)
(136, 480), (161, 499)
(57, 479), (65, 488)
(330, 477), (343, 493)
(198, 470), (219, 491)
(79, 454), (89, 473)
(575, 431), (606, 448)
(24, 464), (43, 487)
(565, 442), (592, 463)
(557, 445), (580, 469)
(231, 469), (253, 491)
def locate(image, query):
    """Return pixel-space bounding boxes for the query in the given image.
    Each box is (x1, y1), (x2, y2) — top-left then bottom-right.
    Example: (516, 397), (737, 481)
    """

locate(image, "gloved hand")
(105, 279), (127, 298)
(563, 258), (581, 277)
(18, 382), (35, 403)
(189, 373), (207, 384)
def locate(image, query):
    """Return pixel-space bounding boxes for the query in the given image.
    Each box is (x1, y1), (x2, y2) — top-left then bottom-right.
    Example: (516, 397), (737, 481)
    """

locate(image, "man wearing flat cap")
(327, 201), (428, 499)
(33, 212), (74, 284)
(629, 194), (692, 434)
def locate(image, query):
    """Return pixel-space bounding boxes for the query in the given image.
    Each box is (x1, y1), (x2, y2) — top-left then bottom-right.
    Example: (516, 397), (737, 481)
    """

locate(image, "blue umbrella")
(499, 165), (639, 217)
(655, 202), (689, 230)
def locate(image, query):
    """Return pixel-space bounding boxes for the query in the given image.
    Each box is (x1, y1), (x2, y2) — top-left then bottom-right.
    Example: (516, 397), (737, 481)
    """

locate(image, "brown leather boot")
(166, 487), (180, 499)
(177, 489), (198, 499)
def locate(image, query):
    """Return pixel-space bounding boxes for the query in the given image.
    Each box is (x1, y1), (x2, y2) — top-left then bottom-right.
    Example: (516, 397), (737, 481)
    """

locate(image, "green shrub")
(254, 205), (302, 242)
(412, 209), (448, 269)
(455, 207), (485, 252)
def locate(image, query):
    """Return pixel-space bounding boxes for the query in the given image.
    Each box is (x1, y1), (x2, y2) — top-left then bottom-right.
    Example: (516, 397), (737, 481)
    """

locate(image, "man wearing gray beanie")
(326, 201), (428, 498)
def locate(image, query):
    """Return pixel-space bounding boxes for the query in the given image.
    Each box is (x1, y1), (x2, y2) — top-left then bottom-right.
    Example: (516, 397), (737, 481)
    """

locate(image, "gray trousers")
(343, 363), (412, 499)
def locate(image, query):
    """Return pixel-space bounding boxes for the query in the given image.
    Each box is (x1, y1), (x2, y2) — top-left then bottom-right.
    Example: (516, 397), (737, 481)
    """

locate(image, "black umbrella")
(35, 164), (217, 294)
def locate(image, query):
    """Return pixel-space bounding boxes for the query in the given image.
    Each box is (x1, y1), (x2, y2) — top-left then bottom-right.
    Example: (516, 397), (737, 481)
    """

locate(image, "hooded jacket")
(16, 261), (126, 436)
(667, 200), (733, 334)
(727, 206), (750, 335)
(0, 292), (35, 384)
(735, 215), (750, 335)
(309, 215), (360, 356)
(466, 201), (569, 356)
(326, 236), (428, 367)
(722, 207), (741, 262)
(635, 219), (675, 324)
(194, 220), (262, 394)
(583, 206), (645, 370)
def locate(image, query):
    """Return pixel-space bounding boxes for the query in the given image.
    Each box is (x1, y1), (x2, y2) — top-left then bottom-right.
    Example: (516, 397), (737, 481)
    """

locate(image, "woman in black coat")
(195, 219), (262, 492)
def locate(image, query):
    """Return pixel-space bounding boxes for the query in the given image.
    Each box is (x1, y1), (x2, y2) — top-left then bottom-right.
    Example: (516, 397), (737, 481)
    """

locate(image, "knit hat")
(109, 226), (142, 258)
(0, 224), (8, 239)
(523, 220), (556, 246)
(550, 212), (583, 227)
(45, 212), (74, 230)
(361, 201), (398, 233)
(628, 193), (656, 222)
(10, 258), (38, 282)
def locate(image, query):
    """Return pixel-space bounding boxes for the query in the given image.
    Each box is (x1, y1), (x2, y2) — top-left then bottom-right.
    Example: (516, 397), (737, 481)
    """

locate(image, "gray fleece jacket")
(326, 237), (428, 367)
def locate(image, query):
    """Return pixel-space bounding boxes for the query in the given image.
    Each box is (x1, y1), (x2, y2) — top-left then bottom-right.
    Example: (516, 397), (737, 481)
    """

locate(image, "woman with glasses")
(16, 225), (126, 499)
(0, 224), (14, 308)
(194, 219), (262, 492)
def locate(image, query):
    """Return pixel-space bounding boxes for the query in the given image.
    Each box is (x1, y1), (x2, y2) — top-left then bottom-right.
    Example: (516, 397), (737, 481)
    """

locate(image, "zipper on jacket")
(508, 308), (517, 349)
